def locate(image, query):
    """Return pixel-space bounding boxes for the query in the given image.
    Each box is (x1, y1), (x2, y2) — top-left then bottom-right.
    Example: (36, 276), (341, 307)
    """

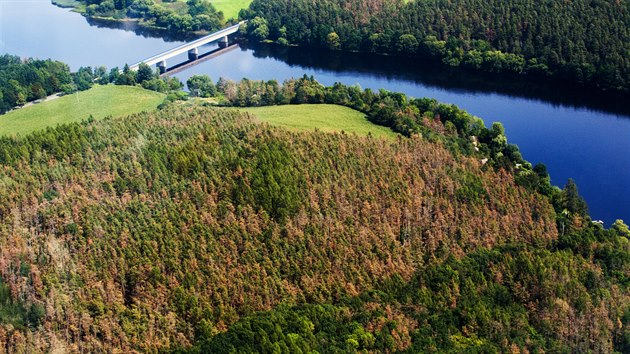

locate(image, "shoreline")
(51, 1), (212, 42)
(258, 39), (597, 94)
(252, 39), (628, 95)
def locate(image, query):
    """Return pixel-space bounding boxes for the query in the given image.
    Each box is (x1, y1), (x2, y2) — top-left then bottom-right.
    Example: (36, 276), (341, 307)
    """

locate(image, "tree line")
(78, 0), (226, 34)
(241, 0), (629, 91)
(0, 55), (187, 114)
(214, 75), (547, 190)
(0, 55), (74, 113)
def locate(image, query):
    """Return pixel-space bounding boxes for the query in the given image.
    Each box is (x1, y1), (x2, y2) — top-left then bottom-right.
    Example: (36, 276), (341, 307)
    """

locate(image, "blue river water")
(1, 1), (629, 225)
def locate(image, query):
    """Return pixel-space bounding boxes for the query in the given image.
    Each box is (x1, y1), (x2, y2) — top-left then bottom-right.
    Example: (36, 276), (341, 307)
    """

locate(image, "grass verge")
(234, 104), (397, 139)
(0, 85), (164, 136)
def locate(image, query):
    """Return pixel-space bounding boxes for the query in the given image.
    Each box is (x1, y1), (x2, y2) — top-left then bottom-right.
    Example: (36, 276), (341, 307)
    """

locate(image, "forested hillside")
(0, 103), (627, 352)
(242, 0), (630, 90)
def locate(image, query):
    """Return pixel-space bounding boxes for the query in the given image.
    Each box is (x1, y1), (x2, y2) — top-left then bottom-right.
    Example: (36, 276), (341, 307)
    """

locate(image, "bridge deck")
(129, 22), (244, 70)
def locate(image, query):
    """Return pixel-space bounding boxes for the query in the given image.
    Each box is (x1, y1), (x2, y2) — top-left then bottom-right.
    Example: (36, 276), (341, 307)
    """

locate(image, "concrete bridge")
(129, 21), (245, 74)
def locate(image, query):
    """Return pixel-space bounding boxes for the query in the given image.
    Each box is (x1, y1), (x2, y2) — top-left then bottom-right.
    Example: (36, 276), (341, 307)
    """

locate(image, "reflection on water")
(246, 43), (630, 118)
(85, 17), (200, 43)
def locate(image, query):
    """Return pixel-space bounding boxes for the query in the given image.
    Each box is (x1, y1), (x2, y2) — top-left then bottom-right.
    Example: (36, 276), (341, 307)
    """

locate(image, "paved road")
(19, 93), (63, 109)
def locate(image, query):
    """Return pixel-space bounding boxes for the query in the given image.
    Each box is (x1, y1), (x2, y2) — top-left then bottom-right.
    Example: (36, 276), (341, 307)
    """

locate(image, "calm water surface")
(1, 1), (629, 225)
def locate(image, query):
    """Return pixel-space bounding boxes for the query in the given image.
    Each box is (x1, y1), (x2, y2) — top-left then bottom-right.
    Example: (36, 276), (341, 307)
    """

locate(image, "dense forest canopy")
(242, 0), (630, 90)
(1, 0), (628, 350)
(0, 101), (627, 352)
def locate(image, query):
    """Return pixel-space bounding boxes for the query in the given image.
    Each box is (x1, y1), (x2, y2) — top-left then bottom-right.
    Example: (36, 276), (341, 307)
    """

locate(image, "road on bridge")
(129, 21), (245, 71)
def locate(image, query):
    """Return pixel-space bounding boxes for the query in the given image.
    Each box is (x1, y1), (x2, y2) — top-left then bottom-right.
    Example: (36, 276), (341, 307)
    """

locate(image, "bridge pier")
(127, 22), (245, 73)
(218, 36), (229, 48)
(156, 60), (167, 74)
(188, 48), (199, 61)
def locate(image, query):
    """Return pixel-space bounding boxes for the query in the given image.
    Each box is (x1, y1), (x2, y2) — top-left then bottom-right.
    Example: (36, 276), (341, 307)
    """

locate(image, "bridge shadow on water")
(244, 42), (630, 118)
(165, 44), (240, 76)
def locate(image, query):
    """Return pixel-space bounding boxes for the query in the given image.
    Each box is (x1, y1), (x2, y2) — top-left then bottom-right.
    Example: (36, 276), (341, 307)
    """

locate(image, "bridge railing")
(127, 21), (246, 71)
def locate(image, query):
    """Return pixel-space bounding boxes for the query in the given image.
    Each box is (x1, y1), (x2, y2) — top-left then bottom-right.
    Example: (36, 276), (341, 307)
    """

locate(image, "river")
(1, 1), (629, 225)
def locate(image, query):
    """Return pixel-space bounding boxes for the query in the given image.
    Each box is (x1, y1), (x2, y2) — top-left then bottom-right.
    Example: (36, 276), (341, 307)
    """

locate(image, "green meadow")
(235, 104), (397, 139)
(211, 0), (252, 19)
(0, 85), (164, 136)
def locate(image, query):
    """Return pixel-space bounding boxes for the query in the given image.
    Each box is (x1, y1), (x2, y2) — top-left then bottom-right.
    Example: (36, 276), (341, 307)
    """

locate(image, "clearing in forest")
(236, 104), (397, 139)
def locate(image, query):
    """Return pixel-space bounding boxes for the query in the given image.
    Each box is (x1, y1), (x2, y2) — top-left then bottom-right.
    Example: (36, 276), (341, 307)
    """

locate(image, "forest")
(241, 0), (630, 91)
(0, 55), (74, 114)
(2, 0), (628, 350)
(0, 92), (627, 351)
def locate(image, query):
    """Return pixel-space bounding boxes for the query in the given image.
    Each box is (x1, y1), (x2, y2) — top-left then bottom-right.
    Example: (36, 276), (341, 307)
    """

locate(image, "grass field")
(211, 0), (252, 19)
(0, 85), (164, 137)
(235, 104), (397, 139)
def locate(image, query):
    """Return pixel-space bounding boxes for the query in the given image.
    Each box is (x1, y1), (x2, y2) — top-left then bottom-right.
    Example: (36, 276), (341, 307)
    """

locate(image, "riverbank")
(51, 0), (249, 41)
(247, 38), (628, 95)
(52, 0), (252, 19)
(242, 42), (630, 118)
(88, 15), (205, 39)
(242, 0), (629, 93)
